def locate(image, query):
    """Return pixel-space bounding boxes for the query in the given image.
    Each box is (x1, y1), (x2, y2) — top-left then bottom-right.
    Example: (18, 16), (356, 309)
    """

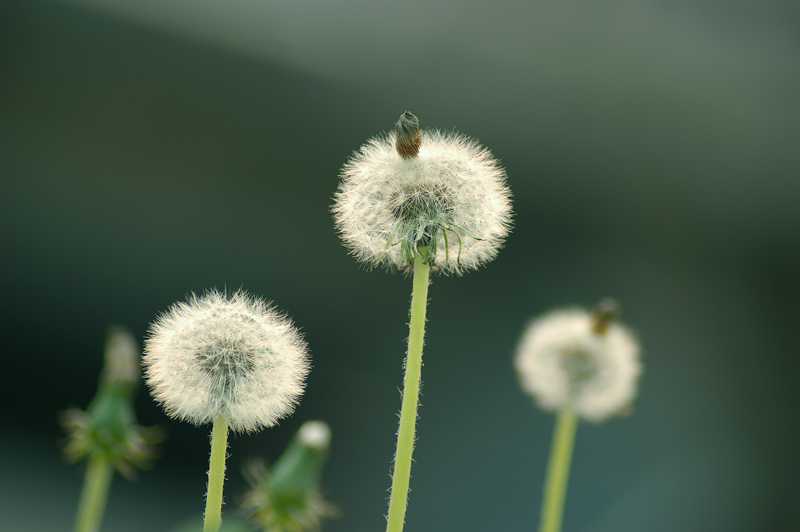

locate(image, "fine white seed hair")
(143, 290), (310, 433)
(514, 309), (641, 422)
(332, 129), (513, 274)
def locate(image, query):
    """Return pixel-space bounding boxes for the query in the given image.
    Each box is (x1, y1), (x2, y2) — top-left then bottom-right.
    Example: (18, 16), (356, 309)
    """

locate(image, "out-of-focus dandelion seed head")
(514, 300), (641, 421)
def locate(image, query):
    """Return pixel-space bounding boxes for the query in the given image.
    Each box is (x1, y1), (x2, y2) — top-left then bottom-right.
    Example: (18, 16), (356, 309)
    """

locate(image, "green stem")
(73, 453), (114, 532)
(385, 250), (431, 532)
(204, 416), (230, 532)
(540, 409), (578, 532)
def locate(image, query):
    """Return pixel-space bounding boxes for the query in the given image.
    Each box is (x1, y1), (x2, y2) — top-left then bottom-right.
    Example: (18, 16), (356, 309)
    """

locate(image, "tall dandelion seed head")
(332, 111), (513, 274)
(514, 304), (641, 422)
(143, 290), (310, 433)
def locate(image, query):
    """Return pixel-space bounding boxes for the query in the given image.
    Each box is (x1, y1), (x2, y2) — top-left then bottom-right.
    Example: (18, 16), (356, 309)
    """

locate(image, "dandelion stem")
(540, 409), (578, 532)
(386, 249), (431, 532)
(73, 452), (113, 532)
(204, 415), (229, 532)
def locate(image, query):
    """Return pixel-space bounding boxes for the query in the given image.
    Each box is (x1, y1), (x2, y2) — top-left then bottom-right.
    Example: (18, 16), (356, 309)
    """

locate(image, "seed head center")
(196, 338), (257, 379)
(388, 182), (455, 224)
(561, 349), (598, 388)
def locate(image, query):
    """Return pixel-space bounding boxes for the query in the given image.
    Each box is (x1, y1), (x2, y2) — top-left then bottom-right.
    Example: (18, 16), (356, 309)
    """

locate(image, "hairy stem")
(386, 250), (431, 532)
(540, 409), (578, 532)
(204, 415), (229, 532)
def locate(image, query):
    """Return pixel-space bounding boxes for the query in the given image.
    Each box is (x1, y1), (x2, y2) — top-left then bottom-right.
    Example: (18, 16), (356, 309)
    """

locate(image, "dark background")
(1, 0), (799, 530)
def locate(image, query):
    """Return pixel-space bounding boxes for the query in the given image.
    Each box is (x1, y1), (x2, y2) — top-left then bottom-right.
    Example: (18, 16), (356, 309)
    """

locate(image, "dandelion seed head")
(514, 308), (641, 421)
(332, 112), (513, 274)
(143, 290), (310, 433)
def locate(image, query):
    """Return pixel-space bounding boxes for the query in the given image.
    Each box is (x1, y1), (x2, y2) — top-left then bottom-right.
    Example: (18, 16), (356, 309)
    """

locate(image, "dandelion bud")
(61, 326), (162, 478)
(514, 302), (641, 421)
(297, 420), (331, 451)
(143, 290), (310, 433)
(241, 420), (338, 532)
(102, 324), (140, 388)
(332, 111), (513, 273)
(395, 111), (421, 158)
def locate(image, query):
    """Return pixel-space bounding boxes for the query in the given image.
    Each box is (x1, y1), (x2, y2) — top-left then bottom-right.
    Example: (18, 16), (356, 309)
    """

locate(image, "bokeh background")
(1, 0), (799, 530)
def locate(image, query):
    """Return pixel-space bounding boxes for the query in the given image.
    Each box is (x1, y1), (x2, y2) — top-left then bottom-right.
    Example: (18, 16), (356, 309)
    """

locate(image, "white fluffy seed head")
(332, 114), (513, 274)
(142, 290), (310, 433)
(514, 308), (641, 422)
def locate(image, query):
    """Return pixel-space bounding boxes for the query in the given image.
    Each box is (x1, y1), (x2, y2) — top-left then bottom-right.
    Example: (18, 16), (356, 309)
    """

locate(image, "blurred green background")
(1, 0), (798, 530)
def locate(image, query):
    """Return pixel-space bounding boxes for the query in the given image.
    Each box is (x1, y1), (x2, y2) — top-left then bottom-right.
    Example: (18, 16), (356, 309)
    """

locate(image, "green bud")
(61, 326), (163, 479)
(241, 421), (338, 532)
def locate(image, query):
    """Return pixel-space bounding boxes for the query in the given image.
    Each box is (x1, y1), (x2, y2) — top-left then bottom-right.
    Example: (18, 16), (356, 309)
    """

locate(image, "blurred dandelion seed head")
(514, 309), (641, 421)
